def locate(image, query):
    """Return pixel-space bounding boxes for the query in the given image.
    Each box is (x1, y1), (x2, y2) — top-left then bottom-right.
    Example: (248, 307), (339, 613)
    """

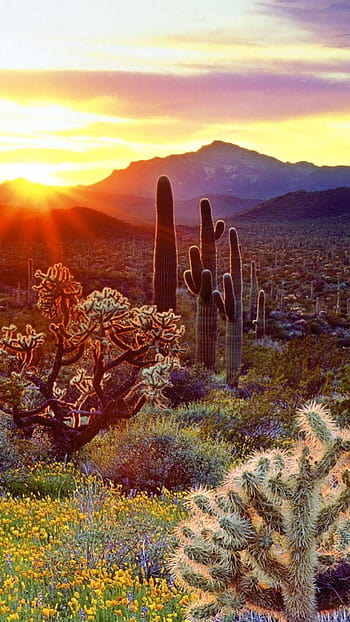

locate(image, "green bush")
(80, 413), (232, 493)
(0, 462), (82, 498)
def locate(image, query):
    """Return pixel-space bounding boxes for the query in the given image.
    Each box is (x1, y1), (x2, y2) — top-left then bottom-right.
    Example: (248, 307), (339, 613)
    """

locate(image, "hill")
(236, 187), (350, 222)
(0, 205), (149, 244)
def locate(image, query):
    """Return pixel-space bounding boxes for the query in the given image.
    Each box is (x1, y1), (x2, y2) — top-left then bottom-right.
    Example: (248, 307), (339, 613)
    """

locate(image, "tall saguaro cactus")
(249, 259), (258, 321)
(172, 402), (350, 622)
(229, 227), (243, 372)
(27, 257), (34, 308)
(153, 175), (177, 312)
(184, 247), (216, 369)
(184, 199), (224, 369)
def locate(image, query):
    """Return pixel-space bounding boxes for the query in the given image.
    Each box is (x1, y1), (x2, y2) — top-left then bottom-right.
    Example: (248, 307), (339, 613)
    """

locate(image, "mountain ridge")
(87, 140), (350, 202)
(0, 141), (349, 224)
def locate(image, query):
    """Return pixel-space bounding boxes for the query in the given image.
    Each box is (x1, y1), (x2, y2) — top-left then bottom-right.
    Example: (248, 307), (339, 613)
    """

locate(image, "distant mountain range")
(1, 187), (349, 246)
(0, 141), (349, 226)
(236, 187), (350, 222)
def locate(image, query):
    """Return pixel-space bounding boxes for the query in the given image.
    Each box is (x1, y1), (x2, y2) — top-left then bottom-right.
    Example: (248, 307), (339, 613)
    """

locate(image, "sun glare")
(6, 166), (62, 211)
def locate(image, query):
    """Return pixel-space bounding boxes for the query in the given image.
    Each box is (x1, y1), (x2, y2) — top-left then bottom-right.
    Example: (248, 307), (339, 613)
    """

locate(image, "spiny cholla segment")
(126, 353), (181, 407)
(1, 324), (45, 372)
(33, 263), (82, 323)
(171, 402), (350, 622)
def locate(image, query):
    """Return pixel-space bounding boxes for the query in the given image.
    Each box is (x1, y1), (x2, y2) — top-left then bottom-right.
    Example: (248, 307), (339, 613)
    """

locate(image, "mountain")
(235, 187), (350, 221)
(0, 141), (349, 225)
(87, 140), (350, 202)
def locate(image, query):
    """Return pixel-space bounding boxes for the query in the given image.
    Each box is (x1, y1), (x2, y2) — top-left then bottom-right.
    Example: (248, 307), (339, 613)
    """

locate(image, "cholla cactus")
(171, 402), (350, 622)
(1, 264), (184, 456)
(126, 353), (181, 408)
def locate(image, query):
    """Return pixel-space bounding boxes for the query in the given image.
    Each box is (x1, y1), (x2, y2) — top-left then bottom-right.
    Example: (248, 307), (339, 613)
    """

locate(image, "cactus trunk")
(282, 573), (317, 622)
(196, 297), (216, 370)
(249, 259), (258, 321)
(226, 318), (240, 385)
(255, 289), (266, 340)
(229, 228), (243, 373)
(153, 175), (177, 312)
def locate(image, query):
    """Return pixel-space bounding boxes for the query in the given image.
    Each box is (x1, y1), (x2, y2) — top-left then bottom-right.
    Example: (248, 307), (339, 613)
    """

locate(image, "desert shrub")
(0, 462), (82, 498)
(0, 413), (54, 473)
(0, 414), (18, 472)
(270, 334), (344, 397)
(242, 337), (283, 376)
(175, 388), (295, 458)
(80, 413), (232, 493)
(242, 334), (347, 401)
(59, 475), (187, 578)
(163, 364), (220, 407)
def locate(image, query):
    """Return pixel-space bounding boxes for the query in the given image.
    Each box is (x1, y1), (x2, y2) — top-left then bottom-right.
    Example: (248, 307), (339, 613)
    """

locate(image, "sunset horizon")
(0, 1), (349, 187)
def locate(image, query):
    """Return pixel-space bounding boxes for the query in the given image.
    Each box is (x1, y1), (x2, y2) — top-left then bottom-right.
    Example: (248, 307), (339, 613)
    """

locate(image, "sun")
(16, 163), (60, 187)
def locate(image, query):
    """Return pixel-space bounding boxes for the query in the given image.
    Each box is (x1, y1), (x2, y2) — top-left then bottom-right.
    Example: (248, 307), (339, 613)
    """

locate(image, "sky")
(0, 0), (349, 186)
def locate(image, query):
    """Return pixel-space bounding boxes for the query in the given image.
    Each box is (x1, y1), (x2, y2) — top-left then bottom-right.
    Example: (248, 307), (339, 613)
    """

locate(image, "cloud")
(261, 0), (350, 46)
(0, 69), (349, 125)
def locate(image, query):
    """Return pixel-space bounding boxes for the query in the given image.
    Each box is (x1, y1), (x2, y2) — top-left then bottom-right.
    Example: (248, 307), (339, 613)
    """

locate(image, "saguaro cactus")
(228, 227), (243, 372)
(172, 402), (350, 622)
(184, 247), (215, 369)
(153, 175), (177, 312)
(213, 273), (237, 386)
(27, 257), (34, 308)
(254, 288), (266, 340)
(184, 199), (224, 369)
(249, 259), (258, 321)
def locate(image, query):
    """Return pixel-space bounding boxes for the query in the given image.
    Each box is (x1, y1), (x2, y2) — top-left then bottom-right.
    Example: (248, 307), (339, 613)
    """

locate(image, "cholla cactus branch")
(33, 263), (82, 326)
(1, 324), (45, 372)
(172, 402), (350, 622)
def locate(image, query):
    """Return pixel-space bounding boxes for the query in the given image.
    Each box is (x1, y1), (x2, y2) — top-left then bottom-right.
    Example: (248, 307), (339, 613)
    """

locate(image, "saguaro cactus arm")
(183, 245), (203, 295)
(213, 272), (235, 322)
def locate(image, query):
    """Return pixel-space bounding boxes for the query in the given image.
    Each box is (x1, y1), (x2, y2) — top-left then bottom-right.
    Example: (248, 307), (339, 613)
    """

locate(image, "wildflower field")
(0, 464), (190, 622)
